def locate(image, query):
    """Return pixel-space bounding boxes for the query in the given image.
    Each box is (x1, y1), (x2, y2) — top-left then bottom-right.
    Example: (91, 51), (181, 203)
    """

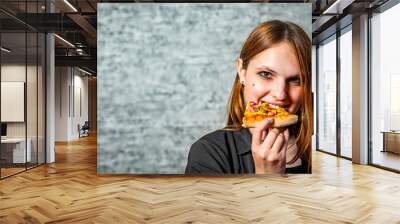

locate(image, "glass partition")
(0, 1), (46, 179)
(27, 31), (38, 169)
(1, 31), (28, 177)
(370, 3), (400, 171)
(317, 35), (337, 155)
(38, 32), (45, 165)
(339, 26), (352, 159)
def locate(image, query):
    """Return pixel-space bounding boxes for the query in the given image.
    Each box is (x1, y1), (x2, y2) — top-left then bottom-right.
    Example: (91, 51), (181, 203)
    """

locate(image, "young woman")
(185, 20), (312, 174)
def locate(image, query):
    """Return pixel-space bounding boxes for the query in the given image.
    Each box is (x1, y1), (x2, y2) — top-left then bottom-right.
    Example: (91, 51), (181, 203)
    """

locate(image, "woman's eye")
(257, 71), (273, 79)
(288, 78), (301, 86)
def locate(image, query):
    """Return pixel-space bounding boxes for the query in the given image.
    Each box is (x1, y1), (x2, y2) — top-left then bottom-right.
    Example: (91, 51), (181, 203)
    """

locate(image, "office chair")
(79, 121), (90, 138)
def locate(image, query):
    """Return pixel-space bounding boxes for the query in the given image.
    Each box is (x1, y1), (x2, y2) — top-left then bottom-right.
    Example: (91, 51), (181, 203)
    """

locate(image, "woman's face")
(237, 42), (302, 114)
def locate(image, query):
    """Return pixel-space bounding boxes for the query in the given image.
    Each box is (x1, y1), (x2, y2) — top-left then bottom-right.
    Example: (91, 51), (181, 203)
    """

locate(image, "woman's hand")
(250, 118), (289, 174)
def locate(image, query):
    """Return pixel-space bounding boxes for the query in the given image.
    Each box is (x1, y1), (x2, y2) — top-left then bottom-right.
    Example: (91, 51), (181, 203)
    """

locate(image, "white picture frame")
(1, 81), (25, 122)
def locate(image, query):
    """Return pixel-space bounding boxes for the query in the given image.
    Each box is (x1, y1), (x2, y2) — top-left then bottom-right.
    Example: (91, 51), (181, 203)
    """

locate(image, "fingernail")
(267, 118), (273, 122)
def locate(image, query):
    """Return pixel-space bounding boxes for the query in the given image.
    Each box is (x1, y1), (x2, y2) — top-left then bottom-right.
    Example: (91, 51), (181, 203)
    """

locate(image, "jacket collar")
(234, 128), (252, 155)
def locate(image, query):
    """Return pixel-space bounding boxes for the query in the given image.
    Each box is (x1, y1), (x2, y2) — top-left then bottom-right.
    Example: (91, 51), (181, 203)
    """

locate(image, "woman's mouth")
(268, 103), (290, 111)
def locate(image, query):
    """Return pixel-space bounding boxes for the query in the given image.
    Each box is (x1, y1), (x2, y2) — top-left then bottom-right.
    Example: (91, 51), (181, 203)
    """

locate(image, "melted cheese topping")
(243, 101), (290, 124)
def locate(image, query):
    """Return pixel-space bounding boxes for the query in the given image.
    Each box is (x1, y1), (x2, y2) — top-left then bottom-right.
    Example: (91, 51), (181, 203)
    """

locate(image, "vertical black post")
(36, 0), (39, 167)
(367, 11), (372, 165)
(73, 68), (75, 118)
(44, 7), (47, 165)
(0, 18), (2, 179)
(25, 0), (28, 171)
(69, 70), (71, 118)
(60, 67), (62, 117)
(336, 27), (341, 157)
(315, 44), (319, 151)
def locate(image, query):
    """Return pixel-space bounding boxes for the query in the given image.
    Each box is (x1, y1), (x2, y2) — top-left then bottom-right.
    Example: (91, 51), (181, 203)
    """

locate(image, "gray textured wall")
(98, 3), (311, 174)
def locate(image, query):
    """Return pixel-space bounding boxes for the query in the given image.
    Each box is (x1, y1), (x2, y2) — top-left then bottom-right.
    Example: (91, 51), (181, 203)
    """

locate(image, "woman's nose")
(271, 82), (287, 100)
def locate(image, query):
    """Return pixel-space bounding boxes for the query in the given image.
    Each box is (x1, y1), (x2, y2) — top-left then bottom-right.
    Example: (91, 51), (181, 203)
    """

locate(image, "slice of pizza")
(242, 101), (298, 128)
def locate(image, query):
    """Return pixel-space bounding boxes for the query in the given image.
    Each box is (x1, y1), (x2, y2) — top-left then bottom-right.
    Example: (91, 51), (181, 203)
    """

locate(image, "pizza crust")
(242, 114), (298, 128)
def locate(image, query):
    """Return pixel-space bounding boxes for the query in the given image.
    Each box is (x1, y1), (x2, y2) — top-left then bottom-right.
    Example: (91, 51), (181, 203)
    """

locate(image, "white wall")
(55, 67), (89, 141)
(1, 65), (41, 138)
(1, 65), (26, 131)
(73, 73), (89, 137)
(1, 82), (25, 122)
(1, 65), (26, 81)
(55, 66), (69, 141)
(1, 63), (46, 163)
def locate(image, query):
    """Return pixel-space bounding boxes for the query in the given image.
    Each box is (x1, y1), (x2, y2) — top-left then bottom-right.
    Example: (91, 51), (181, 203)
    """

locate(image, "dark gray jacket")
(185, 128), (310, 174)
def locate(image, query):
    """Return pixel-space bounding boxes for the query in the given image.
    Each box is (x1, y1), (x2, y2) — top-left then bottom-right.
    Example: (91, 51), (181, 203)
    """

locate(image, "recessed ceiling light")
(323, 0), (354, 15)
(78, 67), (92, 76)
(1, 47), (11, 53)
(63, 0), (78, 12)
(54, 34), (75, 48)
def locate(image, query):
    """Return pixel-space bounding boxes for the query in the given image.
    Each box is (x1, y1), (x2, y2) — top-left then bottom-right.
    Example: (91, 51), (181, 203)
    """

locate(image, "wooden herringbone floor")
(1, 134), (400, 223)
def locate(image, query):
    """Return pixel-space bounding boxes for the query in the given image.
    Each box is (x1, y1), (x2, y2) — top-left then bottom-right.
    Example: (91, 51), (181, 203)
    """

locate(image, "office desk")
(381, 131), (400, 154)
(1, 138), (31, 163)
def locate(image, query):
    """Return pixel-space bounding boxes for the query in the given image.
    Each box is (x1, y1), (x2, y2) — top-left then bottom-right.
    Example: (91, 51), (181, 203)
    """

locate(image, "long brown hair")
(225, 20), (312, 172)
